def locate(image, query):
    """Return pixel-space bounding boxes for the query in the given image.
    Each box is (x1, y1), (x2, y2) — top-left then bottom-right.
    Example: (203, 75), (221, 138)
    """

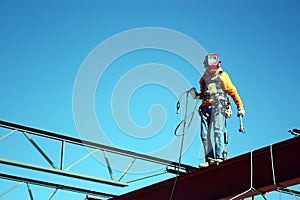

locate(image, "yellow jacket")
(198, 68), (244, 109)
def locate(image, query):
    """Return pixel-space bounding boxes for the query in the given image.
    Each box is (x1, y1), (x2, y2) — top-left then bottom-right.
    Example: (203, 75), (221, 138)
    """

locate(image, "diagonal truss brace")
(22, 132), (58, 169)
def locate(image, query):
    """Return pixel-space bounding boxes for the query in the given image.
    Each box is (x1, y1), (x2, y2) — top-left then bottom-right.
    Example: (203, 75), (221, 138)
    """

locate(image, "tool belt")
(200, 97), (232, 118)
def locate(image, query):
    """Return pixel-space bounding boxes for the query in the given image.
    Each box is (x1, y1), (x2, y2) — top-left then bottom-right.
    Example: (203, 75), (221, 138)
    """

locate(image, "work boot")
(199, 162), (209, 168)
(208, 159), (216, 165)
(213, 158), (223, 166)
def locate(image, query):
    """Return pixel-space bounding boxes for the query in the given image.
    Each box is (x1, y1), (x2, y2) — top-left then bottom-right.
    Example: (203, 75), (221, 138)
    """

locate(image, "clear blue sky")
(0, 0), (299, 199)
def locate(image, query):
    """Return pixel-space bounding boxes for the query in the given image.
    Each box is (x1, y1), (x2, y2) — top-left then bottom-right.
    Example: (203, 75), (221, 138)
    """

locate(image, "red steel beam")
(114, 136), (300, 200)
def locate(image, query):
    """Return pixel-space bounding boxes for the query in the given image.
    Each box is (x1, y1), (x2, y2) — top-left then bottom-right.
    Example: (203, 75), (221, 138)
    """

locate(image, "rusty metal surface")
(114, 136), (300, 200)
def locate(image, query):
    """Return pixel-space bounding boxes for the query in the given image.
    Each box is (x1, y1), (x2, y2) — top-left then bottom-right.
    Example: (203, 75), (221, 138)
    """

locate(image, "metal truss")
(0, 120), (197, 199)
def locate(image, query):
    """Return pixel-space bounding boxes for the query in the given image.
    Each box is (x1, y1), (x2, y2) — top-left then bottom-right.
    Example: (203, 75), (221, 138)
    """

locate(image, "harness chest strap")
(202, 70), (226, 104)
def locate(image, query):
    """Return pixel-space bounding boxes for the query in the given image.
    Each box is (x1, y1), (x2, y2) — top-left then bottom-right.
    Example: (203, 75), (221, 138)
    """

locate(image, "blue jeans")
(199, 103), (225, 162)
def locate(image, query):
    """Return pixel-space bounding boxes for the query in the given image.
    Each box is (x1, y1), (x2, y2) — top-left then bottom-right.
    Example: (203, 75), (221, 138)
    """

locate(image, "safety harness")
(201, 70), (232, 160)
(202, 70), (226, 103)
(202, 70), (232, 118)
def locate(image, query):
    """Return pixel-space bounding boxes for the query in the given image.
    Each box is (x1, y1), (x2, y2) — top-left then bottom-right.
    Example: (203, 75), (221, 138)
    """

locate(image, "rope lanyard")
(170, 89), (199, 200)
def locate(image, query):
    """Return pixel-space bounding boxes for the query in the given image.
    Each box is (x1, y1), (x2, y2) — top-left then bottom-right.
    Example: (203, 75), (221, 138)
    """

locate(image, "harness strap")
(202, 70), (226, 103)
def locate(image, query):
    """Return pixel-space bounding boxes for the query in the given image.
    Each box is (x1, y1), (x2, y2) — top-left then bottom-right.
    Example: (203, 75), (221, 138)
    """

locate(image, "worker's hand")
(188, 87), (198, 99)
(237, 107), (245, 117)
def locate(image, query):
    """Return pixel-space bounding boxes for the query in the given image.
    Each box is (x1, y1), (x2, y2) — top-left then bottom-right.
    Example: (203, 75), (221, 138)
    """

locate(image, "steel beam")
(0, 173), (117, 199)
(112, 136), (300, 200)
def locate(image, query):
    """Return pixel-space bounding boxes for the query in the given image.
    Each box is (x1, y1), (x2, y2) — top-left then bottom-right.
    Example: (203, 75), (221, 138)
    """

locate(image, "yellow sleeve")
(220, 72), (244, 109)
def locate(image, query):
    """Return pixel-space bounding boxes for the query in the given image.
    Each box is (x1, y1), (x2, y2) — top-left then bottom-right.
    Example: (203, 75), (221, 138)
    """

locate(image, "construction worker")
(196, 53), (245, 167)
